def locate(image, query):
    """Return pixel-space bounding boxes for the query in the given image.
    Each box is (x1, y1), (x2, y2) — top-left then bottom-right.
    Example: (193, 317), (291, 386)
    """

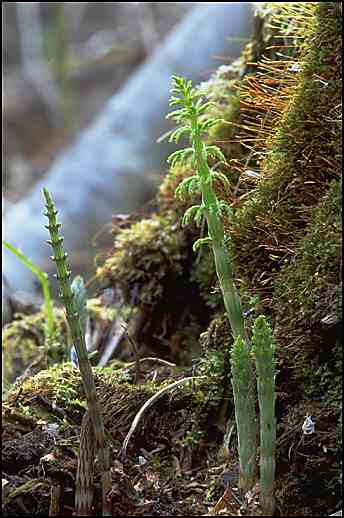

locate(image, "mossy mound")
(274, 179), (342, 406)
(2, 361), (224, 516)
(2, 297), (119, 388)
(230, 2), (342, 300)
(97, 214), (188, 306)
(95, 212), (211, 364)
(2, 308), (68, 389)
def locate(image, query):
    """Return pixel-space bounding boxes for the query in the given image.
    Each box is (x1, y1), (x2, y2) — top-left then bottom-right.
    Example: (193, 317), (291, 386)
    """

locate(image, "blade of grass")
(3, 240), (55, 340)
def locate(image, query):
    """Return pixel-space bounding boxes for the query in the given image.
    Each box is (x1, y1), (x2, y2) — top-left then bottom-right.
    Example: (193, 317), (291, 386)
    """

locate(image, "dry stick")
(49, 484), (62, 516)
(121, 323), (141, 383)
(121, 376), (206, 458)
(43, 188), (111, 516)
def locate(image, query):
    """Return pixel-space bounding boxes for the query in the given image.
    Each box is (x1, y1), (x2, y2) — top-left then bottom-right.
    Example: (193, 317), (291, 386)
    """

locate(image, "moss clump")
(97, 214), (188, 306)
(3, 359), (217, 463)
(274, 179), (342, 397)
(2, 296), (120, 389)
(230, 2), (341, 299)
(197, 317), (233, 422)
(157, 164), (196, 216)
(272, 178), (342, 515)
(2, 308), (68, 388)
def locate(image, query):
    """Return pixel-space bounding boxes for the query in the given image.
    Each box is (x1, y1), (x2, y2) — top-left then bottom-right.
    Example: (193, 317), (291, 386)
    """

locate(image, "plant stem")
(167, 76), (258, 493)
(231, 336), (258, 493)
(191, 122), (245, 341)
(43, 187), (111, 516)
(252, 315), (277, 516)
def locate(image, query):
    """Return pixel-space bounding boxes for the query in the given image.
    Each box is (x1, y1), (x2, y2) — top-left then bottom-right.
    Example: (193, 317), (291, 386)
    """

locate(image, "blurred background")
(3, 2), (192, 205)
(2, 2), (253, 321)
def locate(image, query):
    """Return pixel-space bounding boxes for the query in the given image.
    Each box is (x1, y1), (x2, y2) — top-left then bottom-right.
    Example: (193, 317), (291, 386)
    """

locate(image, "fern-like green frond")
(167, 147), (195, 168)
(205, 145), (226, 162)
(181, 204), (201, 227)
(193, 236), (212, 252)
(175, 175), (200, 200)
(169, 125), (191, 144)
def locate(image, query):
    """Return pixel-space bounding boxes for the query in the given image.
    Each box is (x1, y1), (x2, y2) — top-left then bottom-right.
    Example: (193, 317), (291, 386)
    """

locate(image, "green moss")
(197, 317), (233, 418)
(272, 178), (342, 502)
(274, 179), (342, 395)
(2, 308), (68, 387)
(231, 2), (341, 298)
(2, 295), (123, 390)
(86, 297), (119, 322)
(3, 360), (218, 460)
(97, 214), (188, 306)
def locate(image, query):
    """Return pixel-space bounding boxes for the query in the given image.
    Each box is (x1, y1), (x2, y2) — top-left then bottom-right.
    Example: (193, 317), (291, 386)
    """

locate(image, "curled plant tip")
(252, 315), (277, 516)
(198, 116), (222, 131)
(167, 147), (195, 168)
(218, 201), (234, 221)
(205, 145), (226, 162)
(175, 175), (200, 200)
(168, 125), (190, 144)
(182, 204), (206, 228)
(182, 205), (201, 227)
(193, 236), (212, 252)
(194, 205), (206, 227)
(211, 171), (231, 192)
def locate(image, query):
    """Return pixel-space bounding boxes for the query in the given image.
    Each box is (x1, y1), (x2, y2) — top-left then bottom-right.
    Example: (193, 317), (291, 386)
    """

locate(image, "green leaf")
(71, 275), (88, 336)
(169, 125), (191, 144)
(167, 147), (195, 168)
(166, 107), (188, 121)
(197, 102), (216, 115)
(3, 240), (55, 340)
(199, 118), (223, 132)
(190, 90), (205, 101)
